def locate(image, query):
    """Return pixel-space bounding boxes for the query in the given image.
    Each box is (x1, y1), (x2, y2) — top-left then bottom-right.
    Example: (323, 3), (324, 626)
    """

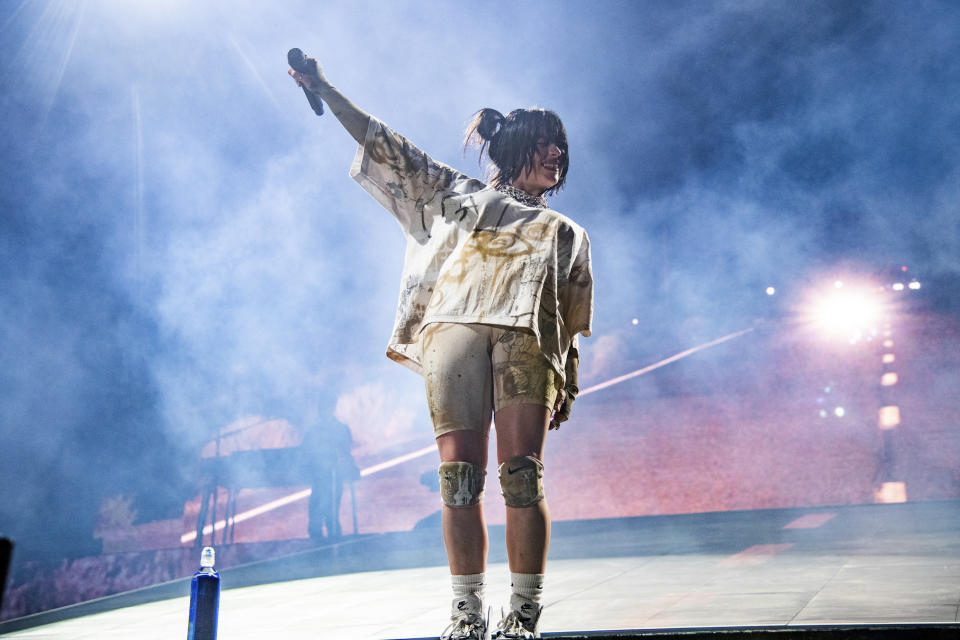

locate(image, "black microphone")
(288, 48), (324, 116)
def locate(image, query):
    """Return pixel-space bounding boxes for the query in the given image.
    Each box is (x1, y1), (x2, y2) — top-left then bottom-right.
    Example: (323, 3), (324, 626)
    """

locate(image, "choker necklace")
(497, 184), (547, 209)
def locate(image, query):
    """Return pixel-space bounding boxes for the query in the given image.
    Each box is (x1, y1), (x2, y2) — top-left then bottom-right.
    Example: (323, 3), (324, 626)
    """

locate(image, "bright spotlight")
(834, 407), (846, 418)
(766, 286), (776, 296)
(631, 318), (639, 325)
(892, 283), (905, 291)
(909, 281), (921, 290)
(805, 283), (885, 340)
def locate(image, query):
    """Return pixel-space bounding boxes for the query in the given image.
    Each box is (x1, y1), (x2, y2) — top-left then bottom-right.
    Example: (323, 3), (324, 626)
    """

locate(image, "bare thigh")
(436, 429), (489, 467)
(495, 403), (550, 464)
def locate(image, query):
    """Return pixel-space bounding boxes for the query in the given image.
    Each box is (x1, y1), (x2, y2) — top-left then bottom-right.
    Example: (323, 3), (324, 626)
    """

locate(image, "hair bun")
(475, 108), (505, 141)
(463, 107), (508, 168)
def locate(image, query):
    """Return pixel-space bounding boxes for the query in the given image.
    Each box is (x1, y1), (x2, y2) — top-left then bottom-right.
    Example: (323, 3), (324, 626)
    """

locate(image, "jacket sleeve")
(349, 117), (480, 242)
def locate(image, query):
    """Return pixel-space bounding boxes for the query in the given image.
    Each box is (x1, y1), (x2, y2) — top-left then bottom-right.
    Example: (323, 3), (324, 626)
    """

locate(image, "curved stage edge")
(1, 500), (958, 639)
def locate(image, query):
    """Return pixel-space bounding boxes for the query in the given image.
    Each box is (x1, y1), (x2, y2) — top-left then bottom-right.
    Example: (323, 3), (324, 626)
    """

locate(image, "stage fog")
(1, 0), (958, 621)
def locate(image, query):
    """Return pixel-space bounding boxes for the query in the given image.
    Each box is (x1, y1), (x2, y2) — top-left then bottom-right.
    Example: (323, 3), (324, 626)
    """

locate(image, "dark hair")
(464, 107), (570, 195)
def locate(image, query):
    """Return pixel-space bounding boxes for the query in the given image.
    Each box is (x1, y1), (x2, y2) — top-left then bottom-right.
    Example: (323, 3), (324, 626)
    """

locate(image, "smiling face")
(476, 108), (570, 197)
(511, 139), (564, 196)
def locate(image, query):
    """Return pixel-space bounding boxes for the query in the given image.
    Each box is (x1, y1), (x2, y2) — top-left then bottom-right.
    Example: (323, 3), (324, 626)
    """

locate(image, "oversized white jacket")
(350, 117), (593, 386)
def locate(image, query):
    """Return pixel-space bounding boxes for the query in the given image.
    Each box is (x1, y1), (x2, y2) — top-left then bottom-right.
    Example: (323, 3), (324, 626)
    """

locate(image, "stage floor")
(2, 501), (959, 639)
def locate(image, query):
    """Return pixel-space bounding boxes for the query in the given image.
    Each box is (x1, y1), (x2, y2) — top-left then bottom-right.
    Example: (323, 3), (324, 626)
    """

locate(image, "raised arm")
(288, 57), (369, 146)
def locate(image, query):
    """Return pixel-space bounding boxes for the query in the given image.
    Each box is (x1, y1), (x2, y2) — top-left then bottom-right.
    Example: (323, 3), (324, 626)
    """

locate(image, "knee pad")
(438, 461), (486, 507)
(498, 455), (544, 508)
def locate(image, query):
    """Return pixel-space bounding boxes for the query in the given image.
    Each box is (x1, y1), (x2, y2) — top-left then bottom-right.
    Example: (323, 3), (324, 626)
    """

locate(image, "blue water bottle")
(187, 546), (220, 640)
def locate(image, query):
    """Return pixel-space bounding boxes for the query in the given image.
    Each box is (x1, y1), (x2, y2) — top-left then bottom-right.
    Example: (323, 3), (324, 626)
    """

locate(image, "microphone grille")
(287, 48), (308, 73)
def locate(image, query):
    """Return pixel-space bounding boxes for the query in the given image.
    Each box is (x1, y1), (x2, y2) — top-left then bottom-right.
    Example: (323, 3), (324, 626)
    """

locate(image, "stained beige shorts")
(420, 322), (560, 437)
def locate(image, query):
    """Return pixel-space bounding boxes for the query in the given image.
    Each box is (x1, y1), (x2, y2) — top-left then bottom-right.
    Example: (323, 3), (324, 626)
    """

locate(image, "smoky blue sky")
(1, 0), (958, 557)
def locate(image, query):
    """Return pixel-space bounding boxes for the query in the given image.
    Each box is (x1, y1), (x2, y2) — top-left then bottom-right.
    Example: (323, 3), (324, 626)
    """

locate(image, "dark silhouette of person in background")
(301, 416), (358, 540)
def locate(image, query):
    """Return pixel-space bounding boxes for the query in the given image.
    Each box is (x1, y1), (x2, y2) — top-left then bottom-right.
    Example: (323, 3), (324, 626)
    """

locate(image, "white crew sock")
(451, 573), (486, 611)
(509, 572), (543, 611)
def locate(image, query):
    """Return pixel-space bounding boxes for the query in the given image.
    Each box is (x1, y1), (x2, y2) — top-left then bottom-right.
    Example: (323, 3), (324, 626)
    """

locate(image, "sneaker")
(440, 594), (488, 640)
(492, 600), (541, 639)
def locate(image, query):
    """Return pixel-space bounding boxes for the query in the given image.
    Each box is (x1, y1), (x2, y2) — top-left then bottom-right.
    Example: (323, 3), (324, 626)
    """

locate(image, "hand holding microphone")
(286, 49), (369, 145)
(288, 48), (324, 116)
